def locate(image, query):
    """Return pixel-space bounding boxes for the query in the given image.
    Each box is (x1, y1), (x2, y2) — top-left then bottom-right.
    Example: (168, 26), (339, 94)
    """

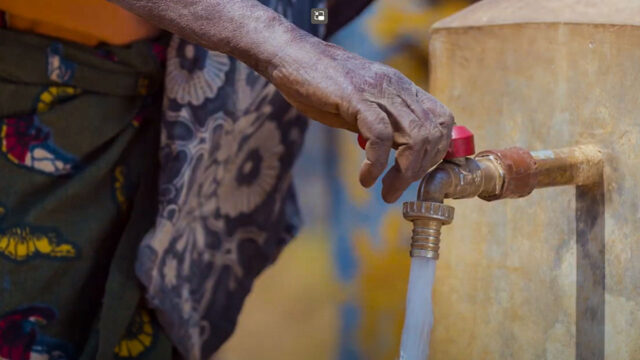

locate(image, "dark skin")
(111, 0), (454, 203)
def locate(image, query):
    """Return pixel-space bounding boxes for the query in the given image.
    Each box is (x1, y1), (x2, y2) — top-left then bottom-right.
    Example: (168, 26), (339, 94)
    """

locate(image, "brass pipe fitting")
(475, 147), (537, 201)
(403, 201), (454, 259)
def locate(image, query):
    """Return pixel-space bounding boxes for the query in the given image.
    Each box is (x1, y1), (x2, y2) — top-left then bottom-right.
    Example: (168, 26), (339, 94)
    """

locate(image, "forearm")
(110, 0), (312, 76)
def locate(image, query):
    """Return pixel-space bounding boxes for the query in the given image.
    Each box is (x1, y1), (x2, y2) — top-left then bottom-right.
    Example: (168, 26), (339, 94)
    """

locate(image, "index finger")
(357, 105), (393, 188)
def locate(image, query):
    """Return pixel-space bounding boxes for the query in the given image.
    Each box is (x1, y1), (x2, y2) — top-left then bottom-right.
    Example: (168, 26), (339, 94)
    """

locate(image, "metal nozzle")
(403, 201), (454, 259)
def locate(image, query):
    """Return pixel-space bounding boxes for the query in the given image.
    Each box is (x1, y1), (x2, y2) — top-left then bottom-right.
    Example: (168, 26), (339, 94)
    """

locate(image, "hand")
(110, 0), (453, 202)
(268, 36), (454, 203)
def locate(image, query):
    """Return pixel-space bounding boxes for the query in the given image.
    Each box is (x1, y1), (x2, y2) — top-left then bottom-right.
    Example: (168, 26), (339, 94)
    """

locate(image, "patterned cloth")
(135, 1), (326, 358)
(1, 1), (351, 358)
(0, 28), (173, 360)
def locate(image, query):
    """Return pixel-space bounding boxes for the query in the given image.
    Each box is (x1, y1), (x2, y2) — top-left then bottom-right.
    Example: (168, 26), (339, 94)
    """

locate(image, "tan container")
(428, 1), (640, 359)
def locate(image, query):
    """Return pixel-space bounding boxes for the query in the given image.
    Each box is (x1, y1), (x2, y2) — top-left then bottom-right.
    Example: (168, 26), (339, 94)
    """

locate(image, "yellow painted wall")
(217, 231), (341, 359)
(428, 1), (640, 359)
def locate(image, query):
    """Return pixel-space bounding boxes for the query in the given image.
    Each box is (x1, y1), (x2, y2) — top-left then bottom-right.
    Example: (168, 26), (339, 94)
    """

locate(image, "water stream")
(398, 257), (437, 360)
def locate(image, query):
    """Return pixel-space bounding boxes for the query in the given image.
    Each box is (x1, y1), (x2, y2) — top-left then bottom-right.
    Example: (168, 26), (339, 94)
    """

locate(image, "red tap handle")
(357, 133), (368, 150)
(357, 125), (475, 159)
(444, 125), (475, 159)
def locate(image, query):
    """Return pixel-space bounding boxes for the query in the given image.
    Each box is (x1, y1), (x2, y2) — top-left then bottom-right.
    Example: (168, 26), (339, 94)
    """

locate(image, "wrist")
(232, 18), (313, 78)
(262, 33), (327, 88)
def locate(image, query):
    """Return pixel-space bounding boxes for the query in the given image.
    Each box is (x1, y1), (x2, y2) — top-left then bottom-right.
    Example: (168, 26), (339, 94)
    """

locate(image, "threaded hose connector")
(403, 201), (455, 259)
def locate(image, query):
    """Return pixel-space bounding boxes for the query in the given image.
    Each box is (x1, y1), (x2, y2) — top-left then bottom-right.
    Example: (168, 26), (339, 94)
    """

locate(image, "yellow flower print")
(114, 166), (129, 213)
(0, 226), (77, 261)
(114, 308), (156, 358)
(36, 86), (82, 113)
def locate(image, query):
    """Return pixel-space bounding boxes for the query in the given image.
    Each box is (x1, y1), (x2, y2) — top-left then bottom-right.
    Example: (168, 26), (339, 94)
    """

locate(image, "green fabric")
(0, 28), (171, 360)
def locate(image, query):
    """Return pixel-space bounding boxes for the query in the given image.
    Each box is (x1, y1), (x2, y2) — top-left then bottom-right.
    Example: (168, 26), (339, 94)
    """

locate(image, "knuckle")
(408, 121), (430, 146)
(375, 64), (405, 84)
(367, 124), (393, 143)
(433, 105), (455, 129)
(408, 136), (426, 151)
(386, 67), (404, 80)
(439, 110), (455, 129)
(417, 92), (454, 129)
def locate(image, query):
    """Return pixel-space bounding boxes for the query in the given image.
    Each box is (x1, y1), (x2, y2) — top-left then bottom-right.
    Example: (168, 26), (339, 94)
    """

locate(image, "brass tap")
(403, 155), (501, 260)
(404, 142), (602, 260)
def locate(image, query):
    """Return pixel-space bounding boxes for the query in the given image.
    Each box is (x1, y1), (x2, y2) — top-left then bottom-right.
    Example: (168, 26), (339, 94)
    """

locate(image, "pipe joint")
(475, 147), (537, 201)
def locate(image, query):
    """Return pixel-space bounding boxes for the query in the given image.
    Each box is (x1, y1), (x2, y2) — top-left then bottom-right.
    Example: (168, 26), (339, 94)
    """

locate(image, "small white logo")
(311, 8), (328, 24)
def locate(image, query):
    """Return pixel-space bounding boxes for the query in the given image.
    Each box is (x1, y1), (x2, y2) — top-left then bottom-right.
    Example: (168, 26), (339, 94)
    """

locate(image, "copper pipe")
(531, 145), (603, 188)
(474, 145), (602, 200)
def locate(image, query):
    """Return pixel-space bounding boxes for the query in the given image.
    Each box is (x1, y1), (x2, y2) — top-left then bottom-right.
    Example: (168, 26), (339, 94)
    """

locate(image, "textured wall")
(428, 1), (640, 359)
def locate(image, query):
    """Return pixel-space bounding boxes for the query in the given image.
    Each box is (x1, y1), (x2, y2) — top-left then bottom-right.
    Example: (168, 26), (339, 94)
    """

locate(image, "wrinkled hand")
(110, 0), (452, 203)
(268, 37), (454, 203)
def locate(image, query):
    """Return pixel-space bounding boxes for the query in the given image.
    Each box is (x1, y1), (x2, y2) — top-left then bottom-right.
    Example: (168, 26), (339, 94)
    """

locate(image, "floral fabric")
(135, 0), (326, 358)
(0, 28), (173, 360)
(0, 115), (77, 175)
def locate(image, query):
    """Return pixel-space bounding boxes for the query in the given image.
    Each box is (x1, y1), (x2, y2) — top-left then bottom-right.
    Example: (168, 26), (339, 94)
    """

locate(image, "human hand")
(268, 36), (454, 203)
(110, 0), (452, 202)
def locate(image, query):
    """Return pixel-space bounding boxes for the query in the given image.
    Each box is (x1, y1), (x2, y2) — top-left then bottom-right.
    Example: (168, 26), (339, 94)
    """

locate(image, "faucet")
(400, 125), (603, 259)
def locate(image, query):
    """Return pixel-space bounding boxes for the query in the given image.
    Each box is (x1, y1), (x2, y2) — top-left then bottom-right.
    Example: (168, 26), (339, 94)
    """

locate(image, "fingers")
(378, 90), (454, 203)
(380, 118), (430, 203)
(416, 90), (454, 133)
(381, 144), (422, 203)
(356, 104), (393, 188)
(374, 100), (428, 202)
(416, 90), (454, 164)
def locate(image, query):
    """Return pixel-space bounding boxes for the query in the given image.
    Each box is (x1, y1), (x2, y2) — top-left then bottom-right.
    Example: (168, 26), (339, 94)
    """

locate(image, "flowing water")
(398, 257), (437, 360)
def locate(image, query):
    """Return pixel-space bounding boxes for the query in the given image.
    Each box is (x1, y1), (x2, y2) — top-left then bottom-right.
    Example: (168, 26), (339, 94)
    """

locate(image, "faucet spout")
(417, 157), (503, 203)
(416, 167), (452, 203)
